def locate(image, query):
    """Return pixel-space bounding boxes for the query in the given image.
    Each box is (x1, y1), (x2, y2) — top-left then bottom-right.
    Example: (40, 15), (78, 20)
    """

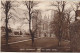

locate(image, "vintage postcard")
(1, 0), (80, 52)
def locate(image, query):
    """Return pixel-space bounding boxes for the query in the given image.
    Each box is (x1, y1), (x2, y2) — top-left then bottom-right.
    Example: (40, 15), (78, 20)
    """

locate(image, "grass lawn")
(1, 37), (70, 52)
(1, 35), (31, 44)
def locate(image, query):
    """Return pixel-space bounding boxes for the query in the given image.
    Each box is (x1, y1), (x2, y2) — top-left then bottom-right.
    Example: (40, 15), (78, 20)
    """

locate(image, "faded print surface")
(1, 0), (80, 52)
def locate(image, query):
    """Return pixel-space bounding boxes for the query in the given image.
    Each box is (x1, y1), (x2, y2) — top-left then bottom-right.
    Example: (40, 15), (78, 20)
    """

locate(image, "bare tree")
(24, 1), (39, 46)
(51, 1), (66, 47)
(32, 10), (42, 37)
(60, 8), (73, 40)
(1, 1), (12, 46)
(1, 0), (20, 46)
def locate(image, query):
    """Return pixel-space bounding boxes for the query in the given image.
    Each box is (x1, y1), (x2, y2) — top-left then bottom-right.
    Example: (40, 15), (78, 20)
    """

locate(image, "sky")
(14, 1), (52, 32)
(1, 1), (54, 32)
(1, 1), (79, 32)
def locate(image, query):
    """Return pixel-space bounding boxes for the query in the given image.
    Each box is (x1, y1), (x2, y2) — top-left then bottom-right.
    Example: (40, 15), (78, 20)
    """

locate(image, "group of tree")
(1, 0), (40, 46)
(1, 0), (80, 51)
(50, 1), (80, 51)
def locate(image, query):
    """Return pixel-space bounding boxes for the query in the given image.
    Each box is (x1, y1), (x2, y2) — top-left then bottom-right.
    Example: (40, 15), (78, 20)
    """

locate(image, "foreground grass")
(1, 37), (70, 52)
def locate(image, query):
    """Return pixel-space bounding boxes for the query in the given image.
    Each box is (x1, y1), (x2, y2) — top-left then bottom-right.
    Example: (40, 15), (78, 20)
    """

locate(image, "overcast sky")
(1, 1), (79, 32)
(1, 1), (53, 32)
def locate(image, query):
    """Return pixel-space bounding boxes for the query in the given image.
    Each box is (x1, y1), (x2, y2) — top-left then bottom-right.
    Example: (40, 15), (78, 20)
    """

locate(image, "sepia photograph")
(1, 0), (80, 52)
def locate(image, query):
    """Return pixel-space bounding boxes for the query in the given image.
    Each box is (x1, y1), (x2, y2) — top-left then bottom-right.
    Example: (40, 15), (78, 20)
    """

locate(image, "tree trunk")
(28, 2), (34, 46)
(50, 33), (51, 37)
(58, 37), (61, 47)
(29, 18), (34, 46)
(75, 12), (77, 21)
(58, 41), (61, 47)
(5, 12), (9, 46)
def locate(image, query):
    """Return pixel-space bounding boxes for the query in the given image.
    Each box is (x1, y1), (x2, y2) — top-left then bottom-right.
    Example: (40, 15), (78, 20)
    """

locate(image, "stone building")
(1, 26), (25, 37)
(32, 10), (52, 37)
(41, 15), (50, 37)
(32, 10), (42, 37)
(1, 26), (12, 36)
